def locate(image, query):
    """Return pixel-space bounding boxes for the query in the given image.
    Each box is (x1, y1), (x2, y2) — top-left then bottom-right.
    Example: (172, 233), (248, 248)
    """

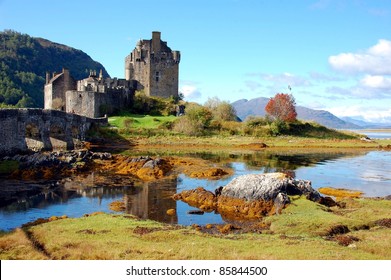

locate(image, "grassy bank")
(87, 113), (391, 151)
(1, 197), (390, 260)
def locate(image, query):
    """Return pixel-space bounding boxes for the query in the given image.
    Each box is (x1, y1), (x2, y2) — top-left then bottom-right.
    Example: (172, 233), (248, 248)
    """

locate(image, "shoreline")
(1, 136), (390, 260)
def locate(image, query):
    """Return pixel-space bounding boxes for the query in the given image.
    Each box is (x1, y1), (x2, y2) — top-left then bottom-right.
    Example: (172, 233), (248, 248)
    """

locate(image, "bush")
(245, 116), (269, 128)
(158, 120), (175, 130)
(172, 104), (214, 136)
(173, 116), (204, 136)
(269, 120), (288, 136)
(204, 97), (237, 121)
(131, 91), (177, 116)
(185, 103), (213, 127)
(220, 121), (242, 135)
(123, 118), (133, 128)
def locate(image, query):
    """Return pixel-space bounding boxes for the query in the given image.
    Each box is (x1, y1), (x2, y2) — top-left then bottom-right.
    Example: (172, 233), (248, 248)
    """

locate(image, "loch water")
(1, 150), (390, 231)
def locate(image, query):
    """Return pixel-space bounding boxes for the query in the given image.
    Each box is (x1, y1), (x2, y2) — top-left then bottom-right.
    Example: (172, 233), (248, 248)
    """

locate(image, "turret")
(152, 31), (161, 53)
(46, 71), (50, 84)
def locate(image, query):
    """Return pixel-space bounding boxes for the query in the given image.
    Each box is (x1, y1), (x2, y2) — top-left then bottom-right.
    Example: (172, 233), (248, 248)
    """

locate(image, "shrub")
(204, 97), (237, 121)
(245, 116), (269, 128)
(131, 91), (178, 116)
(269, 120), (288, 136)
(220, 121), (242, 135)
(173, 116), (204, 136)
(123, 118), (133, 128)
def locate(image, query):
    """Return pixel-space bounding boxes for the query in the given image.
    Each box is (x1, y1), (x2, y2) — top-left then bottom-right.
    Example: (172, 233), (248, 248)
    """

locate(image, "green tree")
(173, 103), (213, 136)
(204, 96), (237, 121)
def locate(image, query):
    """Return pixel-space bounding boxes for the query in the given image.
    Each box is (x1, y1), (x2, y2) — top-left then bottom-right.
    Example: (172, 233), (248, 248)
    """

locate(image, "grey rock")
(221, 173), (321, 202)
(142, 158), (162, 169)
(274, 192), (290, 214)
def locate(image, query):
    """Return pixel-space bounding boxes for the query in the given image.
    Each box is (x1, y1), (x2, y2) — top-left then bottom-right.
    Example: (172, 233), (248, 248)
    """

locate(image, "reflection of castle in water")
(63, 173), (178, 223)
(1, 173), (178, 226)
(123, 178), (178, 224)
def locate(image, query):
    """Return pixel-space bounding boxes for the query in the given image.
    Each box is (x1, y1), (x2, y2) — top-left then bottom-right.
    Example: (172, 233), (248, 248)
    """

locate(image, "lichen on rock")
(173, 172), (323, 220)
(172, 187), (217, 211)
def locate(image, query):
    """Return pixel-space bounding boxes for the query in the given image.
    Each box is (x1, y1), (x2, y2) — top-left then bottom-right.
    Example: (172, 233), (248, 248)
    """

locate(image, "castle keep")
(125, 31), (180, 98)
(44, 31), (180, 118)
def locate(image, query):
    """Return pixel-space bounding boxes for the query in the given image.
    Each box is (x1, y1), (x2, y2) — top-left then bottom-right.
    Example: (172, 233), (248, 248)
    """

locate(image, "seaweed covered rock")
(173, 187), (217, 211)
(173, 172), (322, 220)
(218, 173), (321, 219)
(104, 155), (173, 181)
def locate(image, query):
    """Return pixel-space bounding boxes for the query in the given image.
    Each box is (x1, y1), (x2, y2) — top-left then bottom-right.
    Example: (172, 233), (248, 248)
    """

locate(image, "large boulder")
(173, 172), (322, 221)
(221, 173), (320, 201)
(217, 173), (321, 219)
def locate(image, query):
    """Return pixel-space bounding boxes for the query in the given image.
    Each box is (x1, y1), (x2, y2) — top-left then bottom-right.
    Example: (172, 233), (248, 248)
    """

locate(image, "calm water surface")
(1, 150), (390, 231)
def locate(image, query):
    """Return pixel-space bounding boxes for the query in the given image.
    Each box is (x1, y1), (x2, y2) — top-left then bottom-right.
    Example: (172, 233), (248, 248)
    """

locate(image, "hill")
(232, 97), (359, 129)
(0, 30), (110, 108)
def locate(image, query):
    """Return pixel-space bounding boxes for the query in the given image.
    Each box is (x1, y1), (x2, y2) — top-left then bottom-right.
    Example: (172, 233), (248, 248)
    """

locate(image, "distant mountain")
(0, 30), (110, 108)
(341, 117), (391, 129)
(232, 97), (360, 129)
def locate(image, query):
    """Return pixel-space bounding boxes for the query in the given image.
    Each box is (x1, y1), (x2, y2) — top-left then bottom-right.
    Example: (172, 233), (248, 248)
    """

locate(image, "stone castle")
(44, 31), (180, 118)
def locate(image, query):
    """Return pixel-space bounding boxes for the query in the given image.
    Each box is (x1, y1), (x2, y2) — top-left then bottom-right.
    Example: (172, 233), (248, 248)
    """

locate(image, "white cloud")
(327, 40), (391, 99)
(309, 71), (342, 82)
(327, 84), (391, 99)
(326, 105), (391, 124)
(244, 80), (262, 92)
(329, 39), (391, 75)
(360, 75), (391, 89)
(262, 72), (312, 87)
(179, 85), (202, 100)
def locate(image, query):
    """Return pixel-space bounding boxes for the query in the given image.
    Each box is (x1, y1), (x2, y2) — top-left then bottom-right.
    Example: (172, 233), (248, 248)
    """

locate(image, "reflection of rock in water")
(0, 172), (135, 212)
(124, 178), (178, 224)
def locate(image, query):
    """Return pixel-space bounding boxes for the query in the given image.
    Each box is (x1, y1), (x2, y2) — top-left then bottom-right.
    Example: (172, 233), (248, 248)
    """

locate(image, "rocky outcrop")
(101, 155), (232, 181)
(100, 155), (173, 181)
(221, 173), (320, 201)
(2, 150), (111, 180)
(174, 172), (323, 220)
(172, 187), (217, 212)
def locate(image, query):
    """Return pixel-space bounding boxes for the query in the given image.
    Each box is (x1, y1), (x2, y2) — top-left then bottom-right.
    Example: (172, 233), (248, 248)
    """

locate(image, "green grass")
(108, 113), (177, 129)
(1, 197), (389, 260)
(264, 196), (391, 237)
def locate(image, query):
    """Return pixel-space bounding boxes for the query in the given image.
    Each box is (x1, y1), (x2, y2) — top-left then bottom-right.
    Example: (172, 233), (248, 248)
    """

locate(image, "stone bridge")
(0, 109), (107, 156)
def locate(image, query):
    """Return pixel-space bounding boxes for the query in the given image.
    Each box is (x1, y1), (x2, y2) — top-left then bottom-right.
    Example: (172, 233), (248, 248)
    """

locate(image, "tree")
(265, 93), (297, 123)
(173, 103), (213, 136)
(204, 96), (237, 121)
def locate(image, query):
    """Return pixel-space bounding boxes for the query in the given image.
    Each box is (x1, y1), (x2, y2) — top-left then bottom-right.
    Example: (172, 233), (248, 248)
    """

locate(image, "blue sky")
(1, 0), (391, 123)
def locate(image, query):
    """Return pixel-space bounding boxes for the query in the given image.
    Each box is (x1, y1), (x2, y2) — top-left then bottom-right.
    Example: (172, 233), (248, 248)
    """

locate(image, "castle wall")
(44, 69), (76, 111)
(149, 61), (179, 98)
(66, 90), (133, 118)
(0, 109), (107, 156)
(44, 83), (53, 109)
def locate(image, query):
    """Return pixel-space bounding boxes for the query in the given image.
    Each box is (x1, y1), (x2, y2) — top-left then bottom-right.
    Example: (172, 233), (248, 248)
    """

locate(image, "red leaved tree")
(265, 93), (297, 122)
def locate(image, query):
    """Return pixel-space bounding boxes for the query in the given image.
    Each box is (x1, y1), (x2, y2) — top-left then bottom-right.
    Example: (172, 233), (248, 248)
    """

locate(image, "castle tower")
(44, 68), (76, 111)
(125, 31), (180, 99)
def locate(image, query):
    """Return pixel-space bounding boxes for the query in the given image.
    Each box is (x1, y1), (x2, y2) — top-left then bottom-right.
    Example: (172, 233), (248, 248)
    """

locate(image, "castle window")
(155, 71), (160, 82)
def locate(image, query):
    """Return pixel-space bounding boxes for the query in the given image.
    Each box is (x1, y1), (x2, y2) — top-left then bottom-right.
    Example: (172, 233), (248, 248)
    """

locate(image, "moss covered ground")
(1, 197), (389, 260)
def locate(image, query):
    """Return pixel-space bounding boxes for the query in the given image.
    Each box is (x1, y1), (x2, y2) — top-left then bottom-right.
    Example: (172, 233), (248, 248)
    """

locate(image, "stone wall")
(149, 60), (179, 98)
(44, 69), (76, 111)
(66, 90), (133, 118)
(0, 109), (107, 156)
